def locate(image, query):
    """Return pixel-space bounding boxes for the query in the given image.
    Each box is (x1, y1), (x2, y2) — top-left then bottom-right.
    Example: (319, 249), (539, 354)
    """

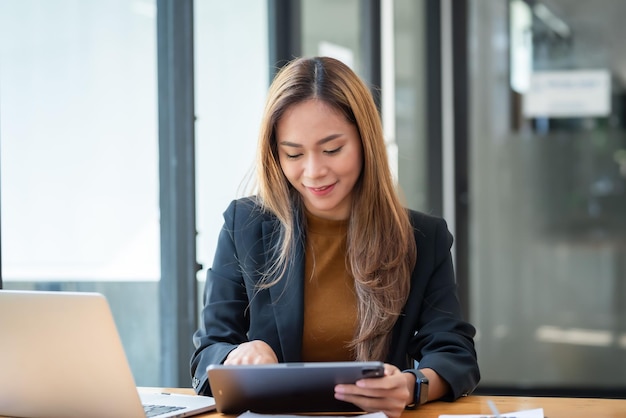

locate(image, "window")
(0, 0), (160, 385)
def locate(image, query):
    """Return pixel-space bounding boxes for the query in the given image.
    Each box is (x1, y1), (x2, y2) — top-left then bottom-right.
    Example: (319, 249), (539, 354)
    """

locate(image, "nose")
(303, 153), (328, 179)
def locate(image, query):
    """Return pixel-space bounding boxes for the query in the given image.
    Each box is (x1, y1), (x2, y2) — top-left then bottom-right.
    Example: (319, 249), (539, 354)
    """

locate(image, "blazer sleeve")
(189, 199), (256, 395)
(403, 212), (480, 400)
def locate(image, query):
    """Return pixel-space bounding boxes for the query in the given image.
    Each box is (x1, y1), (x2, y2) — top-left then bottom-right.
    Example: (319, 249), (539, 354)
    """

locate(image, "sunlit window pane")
(0, 0), (159, 282)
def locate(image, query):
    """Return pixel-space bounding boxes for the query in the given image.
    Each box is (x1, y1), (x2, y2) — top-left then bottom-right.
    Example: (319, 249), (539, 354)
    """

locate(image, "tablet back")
(207, 361), (384, 414)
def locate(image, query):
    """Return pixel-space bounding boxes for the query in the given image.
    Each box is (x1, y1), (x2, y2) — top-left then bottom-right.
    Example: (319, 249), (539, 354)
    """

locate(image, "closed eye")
(324, 146), (342, 155)
(285, 152), (302, 159)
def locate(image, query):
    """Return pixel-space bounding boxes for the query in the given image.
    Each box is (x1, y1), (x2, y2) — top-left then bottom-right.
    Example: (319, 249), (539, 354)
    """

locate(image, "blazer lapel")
(262, 219), (305, 362)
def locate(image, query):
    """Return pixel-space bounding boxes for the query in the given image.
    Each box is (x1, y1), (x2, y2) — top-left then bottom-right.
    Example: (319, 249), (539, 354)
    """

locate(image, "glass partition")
(469, 0), (626, 392)
(301, 0), (360, 70)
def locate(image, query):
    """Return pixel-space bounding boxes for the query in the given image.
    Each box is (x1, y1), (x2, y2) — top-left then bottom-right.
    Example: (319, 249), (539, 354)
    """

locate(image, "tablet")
(206, 361), (385, 414)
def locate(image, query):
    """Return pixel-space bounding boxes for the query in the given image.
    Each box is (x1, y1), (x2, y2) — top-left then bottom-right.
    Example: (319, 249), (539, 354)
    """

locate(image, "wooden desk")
(164, 388), (626, 418)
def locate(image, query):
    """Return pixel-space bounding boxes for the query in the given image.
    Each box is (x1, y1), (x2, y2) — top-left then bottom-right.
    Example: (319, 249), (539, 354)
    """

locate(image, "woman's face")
(276, 99), (363, 221)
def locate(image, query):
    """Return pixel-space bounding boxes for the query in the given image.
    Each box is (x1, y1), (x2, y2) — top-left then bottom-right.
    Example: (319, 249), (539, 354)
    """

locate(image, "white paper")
(439, 407), (544, 418)
(239, 412), (386, 418)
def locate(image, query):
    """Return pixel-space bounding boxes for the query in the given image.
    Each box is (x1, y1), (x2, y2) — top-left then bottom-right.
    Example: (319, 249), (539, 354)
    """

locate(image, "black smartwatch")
(405, 369), (429, 409)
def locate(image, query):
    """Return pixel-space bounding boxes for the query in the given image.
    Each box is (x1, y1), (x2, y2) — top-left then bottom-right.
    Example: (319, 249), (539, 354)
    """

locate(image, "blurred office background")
(1, 0), (624, 397)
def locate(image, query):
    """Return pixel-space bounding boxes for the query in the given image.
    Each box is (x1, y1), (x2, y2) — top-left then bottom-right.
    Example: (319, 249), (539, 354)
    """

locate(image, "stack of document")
(439, 408), (544, 418)
(238, 408), (545, 418)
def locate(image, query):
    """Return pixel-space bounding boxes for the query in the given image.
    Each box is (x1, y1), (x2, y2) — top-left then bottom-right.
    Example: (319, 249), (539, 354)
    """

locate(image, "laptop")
(0, 289), (215, 418)
(207, 361), (385, 414)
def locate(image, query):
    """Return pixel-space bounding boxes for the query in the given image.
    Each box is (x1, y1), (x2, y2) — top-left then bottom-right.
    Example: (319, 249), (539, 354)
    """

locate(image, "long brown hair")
(254, 56), (416, 362)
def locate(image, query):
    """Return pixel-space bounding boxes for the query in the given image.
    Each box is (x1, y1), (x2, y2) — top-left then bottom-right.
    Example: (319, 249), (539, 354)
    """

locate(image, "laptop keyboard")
(143, 403), (186, 417)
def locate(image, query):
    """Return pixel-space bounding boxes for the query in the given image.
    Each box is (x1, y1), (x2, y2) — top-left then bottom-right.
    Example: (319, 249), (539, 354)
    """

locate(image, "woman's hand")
(334, 363), (413, 418)
(223, 340), (278, 365)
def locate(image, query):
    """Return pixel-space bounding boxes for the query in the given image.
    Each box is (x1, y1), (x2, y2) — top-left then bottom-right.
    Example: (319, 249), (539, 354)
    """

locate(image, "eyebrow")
(278, 133), (343, 148)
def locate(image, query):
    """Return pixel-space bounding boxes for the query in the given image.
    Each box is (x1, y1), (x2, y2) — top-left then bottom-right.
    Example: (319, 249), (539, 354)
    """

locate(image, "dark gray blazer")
(190, 197), (479, 400)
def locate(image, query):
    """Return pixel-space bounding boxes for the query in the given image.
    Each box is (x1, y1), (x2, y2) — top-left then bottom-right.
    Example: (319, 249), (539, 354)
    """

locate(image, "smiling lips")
(307, 183), (335, 196)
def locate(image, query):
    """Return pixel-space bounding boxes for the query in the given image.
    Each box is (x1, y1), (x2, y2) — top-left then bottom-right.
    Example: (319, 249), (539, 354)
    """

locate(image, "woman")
(190, 56), (479, 418)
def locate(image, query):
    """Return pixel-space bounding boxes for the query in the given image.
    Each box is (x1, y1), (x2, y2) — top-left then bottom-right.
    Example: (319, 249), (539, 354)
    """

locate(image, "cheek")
(341, 151), (363, 179)
(279, 160), (299, 185)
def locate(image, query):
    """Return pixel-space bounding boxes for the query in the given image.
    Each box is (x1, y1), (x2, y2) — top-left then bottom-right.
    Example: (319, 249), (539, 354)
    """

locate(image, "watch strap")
(403, 369), (429, 409)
